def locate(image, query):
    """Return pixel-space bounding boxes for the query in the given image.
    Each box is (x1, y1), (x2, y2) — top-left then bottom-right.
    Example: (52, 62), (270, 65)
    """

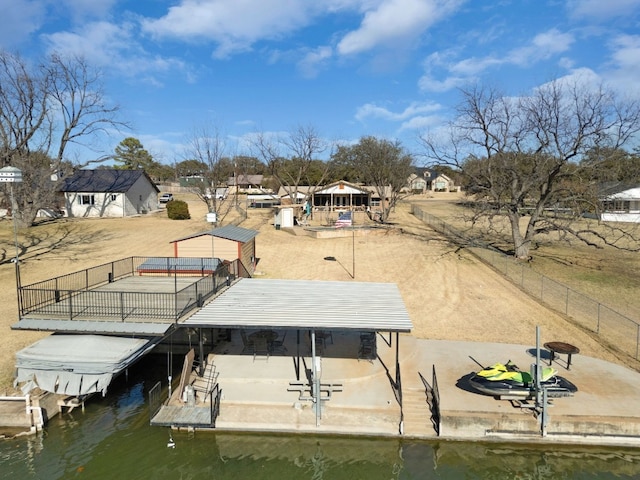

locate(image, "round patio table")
(544, 341), (580, 370)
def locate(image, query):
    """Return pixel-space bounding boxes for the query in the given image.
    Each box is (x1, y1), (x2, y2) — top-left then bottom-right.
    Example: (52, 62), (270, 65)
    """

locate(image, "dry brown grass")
(413, 194), (640, 321)
(0, 192), (636, 393)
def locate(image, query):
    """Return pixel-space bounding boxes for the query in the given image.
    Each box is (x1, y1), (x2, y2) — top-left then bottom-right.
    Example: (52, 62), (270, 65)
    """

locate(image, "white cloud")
(0, 0), (46, 47)
(355, 101), (441, 122)
(421, 29), (575, 92)
(534, 67), (602, 94)
(603, 34), (640, 96)
(57, 0), (119, 21)
(399, 115), (442, 131)
(297, 46), (333, 78)
(608, 34), (640, 71)
(141, 0), (314, 58)
(337, 0), (465, 56)
(507, 29), (575, 66)
(418, 74), (468, 92)
(568, 0), (640, 20)
(43, 21), (188, 81)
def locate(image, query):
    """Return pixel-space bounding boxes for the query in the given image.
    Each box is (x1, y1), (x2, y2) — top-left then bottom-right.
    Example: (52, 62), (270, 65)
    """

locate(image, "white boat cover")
(14, 334), (155, 396)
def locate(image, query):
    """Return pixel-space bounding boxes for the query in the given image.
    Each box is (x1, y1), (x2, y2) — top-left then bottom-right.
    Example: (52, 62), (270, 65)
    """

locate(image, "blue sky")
(2, 0), (640, 165)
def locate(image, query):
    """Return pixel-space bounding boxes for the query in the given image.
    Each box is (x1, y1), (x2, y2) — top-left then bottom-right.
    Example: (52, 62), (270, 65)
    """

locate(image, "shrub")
(166, 199), (190, 220)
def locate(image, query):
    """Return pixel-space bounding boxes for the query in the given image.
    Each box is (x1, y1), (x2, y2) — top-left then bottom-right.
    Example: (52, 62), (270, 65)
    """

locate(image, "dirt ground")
(0, 194), (633, 393)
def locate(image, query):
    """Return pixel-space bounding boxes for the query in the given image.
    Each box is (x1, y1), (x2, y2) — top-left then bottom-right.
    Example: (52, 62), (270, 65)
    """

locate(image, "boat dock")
(151, 332), (640, 447)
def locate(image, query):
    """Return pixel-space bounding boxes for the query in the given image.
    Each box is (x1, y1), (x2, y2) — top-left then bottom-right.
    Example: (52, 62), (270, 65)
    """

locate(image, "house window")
(110, 194), (117, 201)
(604, 200), (630, 212)
(79, 195), (95, 205)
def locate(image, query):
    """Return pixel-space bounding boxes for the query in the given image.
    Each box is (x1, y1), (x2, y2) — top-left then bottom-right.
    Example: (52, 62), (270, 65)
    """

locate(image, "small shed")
(274, 207), (294, 229)
(171, 225), (259, 274)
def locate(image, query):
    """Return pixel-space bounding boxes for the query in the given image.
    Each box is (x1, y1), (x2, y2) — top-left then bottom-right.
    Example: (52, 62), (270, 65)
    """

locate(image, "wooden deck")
(150, 405), (213, 428)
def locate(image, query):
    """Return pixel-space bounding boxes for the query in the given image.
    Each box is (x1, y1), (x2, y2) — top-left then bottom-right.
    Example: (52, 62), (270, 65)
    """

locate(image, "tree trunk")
(508, 212), (531, 259)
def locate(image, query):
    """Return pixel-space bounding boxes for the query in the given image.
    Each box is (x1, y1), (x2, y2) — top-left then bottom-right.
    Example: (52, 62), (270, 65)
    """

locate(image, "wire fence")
(411, 205), (640, 361)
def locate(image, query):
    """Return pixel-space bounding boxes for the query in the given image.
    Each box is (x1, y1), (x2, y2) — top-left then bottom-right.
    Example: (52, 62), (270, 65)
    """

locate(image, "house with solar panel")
(59, 169), (159, 217)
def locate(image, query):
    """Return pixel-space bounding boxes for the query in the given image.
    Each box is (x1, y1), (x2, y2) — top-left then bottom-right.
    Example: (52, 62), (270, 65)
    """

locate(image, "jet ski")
(468, 361), (578, 399)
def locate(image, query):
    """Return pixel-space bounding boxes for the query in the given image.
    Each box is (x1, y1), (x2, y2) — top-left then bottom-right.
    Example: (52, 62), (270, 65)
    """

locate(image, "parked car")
(159, 193), (174, 204)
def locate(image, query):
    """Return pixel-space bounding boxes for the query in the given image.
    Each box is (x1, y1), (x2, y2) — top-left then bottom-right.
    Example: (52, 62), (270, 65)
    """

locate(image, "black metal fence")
(412, 205), (640, 361)
(18, 257), (249, 322)
(148, 381), (163, 422)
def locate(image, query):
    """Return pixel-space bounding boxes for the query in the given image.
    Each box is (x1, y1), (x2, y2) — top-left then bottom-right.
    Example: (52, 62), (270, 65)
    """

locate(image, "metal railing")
(412, 205), (640, 361)
(210, 384), (222, 427)
(18, 257), (250, 323)
(148, 381), (163, 422)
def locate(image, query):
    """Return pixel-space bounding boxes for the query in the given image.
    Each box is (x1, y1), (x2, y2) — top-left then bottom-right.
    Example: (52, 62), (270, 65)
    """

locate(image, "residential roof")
(599, 182), (640, 199)
(314, 181), (370, 195)
(227, 174), (263, 186)
(171, 224), (259, 244)
(59, 169), (159, 193)
(184, 278), (413, 332)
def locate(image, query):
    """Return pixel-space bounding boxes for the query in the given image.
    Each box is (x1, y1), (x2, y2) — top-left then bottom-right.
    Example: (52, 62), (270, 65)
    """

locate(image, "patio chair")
(358, 335), (376, 362)
(253, 336), (270, 361)
(271, 331), (288, 354)
(318, 330), (333, 345)
(240, 329), (254, 353)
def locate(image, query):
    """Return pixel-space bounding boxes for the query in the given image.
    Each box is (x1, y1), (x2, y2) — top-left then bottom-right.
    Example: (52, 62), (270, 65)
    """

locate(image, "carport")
(183, 278), (413, 425)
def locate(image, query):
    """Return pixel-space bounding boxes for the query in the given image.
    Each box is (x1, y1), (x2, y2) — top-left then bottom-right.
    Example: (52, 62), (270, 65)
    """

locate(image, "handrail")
(18, 257), (246, 322)
(210, 384), (222, 427)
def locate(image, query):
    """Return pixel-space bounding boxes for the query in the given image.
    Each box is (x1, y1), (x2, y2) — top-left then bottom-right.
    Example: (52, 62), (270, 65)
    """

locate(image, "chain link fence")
(411, 205), (640, 361)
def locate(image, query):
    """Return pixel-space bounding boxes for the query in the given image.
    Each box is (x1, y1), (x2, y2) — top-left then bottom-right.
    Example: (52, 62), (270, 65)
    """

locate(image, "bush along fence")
(411, 204), (640, 362)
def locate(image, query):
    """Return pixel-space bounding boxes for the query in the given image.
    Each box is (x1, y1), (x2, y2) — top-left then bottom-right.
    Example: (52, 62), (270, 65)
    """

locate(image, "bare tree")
(250, 124), (330, 204)
(0, 51), (128, 227)
(420, 79), (640, 259)
(184, 123), (235, 224)
(331, 136), (414, 223)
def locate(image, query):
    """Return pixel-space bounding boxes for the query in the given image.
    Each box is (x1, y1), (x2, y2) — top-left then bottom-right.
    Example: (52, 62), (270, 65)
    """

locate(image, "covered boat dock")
(150, 278), (414, 431)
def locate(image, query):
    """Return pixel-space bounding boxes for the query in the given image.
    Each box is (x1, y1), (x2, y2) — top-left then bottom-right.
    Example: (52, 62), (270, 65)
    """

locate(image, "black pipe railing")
(18, 257), (250, 322)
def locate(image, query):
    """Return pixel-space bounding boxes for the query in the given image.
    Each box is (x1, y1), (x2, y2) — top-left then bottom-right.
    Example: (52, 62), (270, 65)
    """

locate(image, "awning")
(184, 278), (413, 332)
(15, 334), (158, 396)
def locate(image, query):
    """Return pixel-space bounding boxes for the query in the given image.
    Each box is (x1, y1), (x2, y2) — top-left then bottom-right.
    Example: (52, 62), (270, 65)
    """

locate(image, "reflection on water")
(0, 355), (639, 479)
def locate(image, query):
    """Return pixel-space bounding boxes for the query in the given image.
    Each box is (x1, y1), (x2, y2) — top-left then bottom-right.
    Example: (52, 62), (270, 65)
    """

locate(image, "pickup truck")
(159, 193), (174, 203)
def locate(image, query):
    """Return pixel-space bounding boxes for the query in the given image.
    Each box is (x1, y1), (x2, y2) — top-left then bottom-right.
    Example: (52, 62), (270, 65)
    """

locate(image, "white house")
(59, 169), (159, 218)
(601, 185), (640, 223)
(409, 169), (457, 193)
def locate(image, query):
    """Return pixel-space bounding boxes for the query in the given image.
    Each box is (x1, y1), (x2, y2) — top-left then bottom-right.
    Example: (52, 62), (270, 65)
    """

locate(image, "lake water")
(1, 355), (639, 479)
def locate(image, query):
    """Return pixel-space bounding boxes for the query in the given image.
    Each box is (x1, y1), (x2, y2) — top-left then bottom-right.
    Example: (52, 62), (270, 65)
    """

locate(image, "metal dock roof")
(184, 278), (413, 332)
(11, 319), (173, 336)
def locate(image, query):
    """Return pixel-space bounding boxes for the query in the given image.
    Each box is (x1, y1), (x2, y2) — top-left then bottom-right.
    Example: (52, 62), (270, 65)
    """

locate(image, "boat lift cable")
(167, 333), (173, 400)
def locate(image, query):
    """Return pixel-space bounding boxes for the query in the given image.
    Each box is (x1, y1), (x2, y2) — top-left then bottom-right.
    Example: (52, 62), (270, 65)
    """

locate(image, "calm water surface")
(1, 355), (639, 479)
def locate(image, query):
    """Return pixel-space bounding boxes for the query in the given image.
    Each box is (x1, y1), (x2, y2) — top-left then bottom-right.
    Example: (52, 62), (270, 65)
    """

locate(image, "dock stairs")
(192, 361), (219, 402)
(401, 386), (437, 437)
